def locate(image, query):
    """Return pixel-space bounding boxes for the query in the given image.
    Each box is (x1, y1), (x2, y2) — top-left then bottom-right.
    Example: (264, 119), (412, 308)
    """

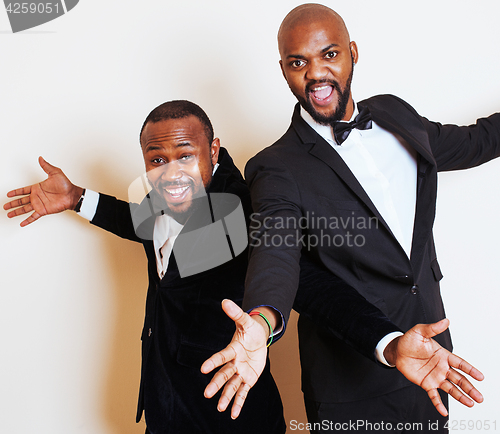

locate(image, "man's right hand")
(4, 156), (83, 227)
(201, 299), (271, 420)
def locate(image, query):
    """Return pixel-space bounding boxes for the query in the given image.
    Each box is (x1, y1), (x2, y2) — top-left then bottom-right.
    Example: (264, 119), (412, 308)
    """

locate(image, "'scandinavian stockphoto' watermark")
(3, 0), (79, 33)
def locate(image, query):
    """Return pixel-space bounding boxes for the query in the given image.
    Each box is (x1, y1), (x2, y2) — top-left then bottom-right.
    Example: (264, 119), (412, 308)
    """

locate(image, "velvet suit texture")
(90, 147), (286, 434)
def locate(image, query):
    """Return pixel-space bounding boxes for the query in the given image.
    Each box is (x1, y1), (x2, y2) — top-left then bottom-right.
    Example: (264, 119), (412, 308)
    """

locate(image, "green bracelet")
(249, 311), (274, 347)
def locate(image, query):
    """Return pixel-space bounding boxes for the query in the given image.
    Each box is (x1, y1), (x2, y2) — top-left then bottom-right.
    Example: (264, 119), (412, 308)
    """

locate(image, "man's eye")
(290, 59), (305, 68)
(152, 158), (165, 164)
(179, 155), (194, 162)
(325, 51), (338, 59)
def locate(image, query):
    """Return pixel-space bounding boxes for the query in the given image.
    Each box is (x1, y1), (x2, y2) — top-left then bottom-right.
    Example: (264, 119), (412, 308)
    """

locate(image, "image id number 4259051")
(446, 420), (497, 431)
(5, 2), (61, 14)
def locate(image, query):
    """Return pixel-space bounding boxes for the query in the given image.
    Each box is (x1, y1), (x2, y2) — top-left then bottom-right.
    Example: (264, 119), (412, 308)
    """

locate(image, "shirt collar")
(300, 103), (359, 145)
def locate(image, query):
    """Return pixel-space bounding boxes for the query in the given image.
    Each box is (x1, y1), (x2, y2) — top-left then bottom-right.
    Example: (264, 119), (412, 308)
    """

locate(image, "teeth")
(312, 85), (330, 91)
(165, 186), (189, 196)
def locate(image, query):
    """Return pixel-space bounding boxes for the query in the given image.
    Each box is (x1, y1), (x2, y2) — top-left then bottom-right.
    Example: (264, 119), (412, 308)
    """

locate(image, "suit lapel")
(291, 105), (394, 237)
(291, 101), (438, 265)
(360, 99), (438, 266)
(363, 101), (435, 167)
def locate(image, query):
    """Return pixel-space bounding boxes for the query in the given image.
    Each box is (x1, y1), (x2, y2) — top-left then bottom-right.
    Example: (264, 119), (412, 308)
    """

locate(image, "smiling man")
(202, 4), (500, 433)
(3, 100), (286, 434)
(140, 114), (214, 223)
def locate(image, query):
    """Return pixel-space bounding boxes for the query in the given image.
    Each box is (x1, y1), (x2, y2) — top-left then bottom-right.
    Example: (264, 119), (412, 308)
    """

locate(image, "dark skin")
(4, 116), (221, 226)
(201, 3), (484, 420)
(278, 4), (358, 123)
(141, 116), (220, 223)
(3, 114), (279, 420)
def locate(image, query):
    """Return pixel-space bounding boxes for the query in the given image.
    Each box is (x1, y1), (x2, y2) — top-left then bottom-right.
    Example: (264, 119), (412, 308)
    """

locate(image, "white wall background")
(1, 1), (499, 433)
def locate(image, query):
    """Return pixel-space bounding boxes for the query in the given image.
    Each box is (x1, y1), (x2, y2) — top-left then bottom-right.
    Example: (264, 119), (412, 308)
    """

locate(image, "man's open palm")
(393, 319), (484, 417)
(4, 157), (81, 227)
(201, 299), (268, 420)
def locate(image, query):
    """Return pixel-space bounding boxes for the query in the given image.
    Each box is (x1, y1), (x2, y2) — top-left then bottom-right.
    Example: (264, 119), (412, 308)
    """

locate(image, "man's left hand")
(386, 319), (484, 417)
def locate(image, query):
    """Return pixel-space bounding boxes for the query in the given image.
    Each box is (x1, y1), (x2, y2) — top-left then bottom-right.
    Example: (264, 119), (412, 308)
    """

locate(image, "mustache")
(305, 79), (341, 94)
(157, 180), (193, 189)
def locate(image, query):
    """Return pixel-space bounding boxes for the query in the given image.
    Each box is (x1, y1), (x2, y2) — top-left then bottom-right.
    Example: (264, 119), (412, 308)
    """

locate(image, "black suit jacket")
(90, 148), (285, 434)
(243, 95), (500, 402)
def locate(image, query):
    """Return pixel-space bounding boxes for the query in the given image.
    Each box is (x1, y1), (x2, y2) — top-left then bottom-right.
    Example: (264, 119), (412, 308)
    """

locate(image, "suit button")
(410, 285), (419, 294)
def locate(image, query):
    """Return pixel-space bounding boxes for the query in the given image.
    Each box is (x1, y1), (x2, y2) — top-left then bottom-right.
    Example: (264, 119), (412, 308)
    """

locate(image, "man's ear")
(210, 137), (221, 166)
(350, 41), (359, 65)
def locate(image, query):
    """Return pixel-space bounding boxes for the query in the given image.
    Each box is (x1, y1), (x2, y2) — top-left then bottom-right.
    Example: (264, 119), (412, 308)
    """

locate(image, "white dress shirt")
(301, 105), (418, 257)
(301, 104), (419, 365)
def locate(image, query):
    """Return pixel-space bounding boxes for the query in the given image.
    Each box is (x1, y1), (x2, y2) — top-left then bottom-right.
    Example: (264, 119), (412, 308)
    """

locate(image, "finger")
(7, 203), (33, 218)
(418, 318), (450, 339)
(4, 196), (31, 211)
(439, 378), (474, 408)
(201, 344), (237, 374)
(39, 156), (59, 175)
(446, 368), (483, 404)
(231, 382), (251, 420)
(217, 373), (243, 412)
(427, 388), (448, 417)
(204, 363), (237, 399)
(6, 186), (32, 200)
(221, 299), (252, 328)
(20, 211), (42, 227)
(448, 353), (484, 381)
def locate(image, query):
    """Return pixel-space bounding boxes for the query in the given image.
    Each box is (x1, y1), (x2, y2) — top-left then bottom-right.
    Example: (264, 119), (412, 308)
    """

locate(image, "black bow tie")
(332, 106), (372, 145)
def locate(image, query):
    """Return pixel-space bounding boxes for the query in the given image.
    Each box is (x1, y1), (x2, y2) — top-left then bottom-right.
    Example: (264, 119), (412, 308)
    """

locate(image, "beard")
(294, 61), (354, 127)
(154, 169), (213, 224)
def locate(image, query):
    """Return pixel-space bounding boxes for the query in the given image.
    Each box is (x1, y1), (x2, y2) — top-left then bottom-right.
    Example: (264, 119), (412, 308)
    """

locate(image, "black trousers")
(304, 385), (449, 433)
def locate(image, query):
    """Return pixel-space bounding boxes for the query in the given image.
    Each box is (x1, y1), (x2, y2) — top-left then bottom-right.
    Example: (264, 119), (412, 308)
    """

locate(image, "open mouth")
(163, 184), (191, 203)
(308, 84), (335, 107)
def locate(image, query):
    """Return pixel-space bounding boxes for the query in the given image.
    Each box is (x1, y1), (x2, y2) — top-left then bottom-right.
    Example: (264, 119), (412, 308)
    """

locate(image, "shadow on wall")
(99, 232), (147, 434)
(84, 160), (148, 434)
(269, 310), (308, 433)
(91, 214), (308, 434)
(88, 148), (308, 433)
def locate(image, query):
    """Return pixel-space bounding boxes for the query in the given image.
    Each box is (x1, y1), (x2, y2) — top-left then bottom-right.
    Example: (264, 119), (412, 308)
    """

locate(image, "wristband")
(249, 311), (273, 347)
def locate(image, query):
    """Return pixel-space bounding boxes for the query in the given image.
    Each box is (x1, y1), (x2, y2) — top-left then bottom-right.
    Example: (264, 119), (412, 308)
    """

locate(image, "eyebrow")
(287, 43), (340, 59)
(321, 43), (339, 53)
(175, 142), (193, 148)
(144, 142), (194, 152)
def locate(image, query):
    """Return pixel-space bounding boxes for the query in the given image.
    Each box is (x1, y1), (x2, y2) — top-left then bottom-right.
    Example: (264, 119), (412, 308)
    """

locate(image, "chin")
(166, 202), (191, 216)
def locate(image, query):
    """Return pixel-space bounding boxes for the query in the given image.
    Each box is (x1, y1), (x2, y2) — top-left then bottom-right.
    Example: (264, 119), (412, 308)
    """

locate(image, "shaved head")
(278, 4), (350, 58)
(277, 4), (357, 123)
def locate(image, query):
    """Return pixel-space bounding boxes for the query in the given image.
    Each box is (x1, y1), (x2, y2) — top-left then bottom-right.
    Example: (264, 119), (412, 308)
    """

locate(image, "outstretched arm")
(201, 300), (276, 420)
(202, 303), (484, 419)
(4, 156), (83, 226)
(384, 319), (484, 417)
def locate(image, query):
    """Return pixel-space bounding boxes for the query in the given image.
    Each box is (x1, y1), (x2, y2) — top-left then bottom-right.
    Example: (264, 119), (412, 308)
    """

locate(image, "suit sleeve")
(243, 152), (303, 332)
(90, 193), (142, 243)
(243, 152), (402, 358)
(423, 112), (500, 172)
(295, 254), (402, 363)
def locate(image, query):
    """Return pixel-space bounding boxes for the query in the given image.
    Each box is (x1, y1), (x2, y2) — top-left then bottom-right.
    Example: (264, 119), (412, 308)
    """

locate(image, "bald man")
(202, 4), (500, 433)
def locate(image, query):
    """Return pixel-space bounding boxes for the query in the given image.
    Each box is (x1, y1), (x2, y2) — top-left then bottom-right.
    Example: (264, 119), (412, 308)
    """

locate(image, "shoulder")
(245, 121), (314, 176)
(359, 94), (421, 116)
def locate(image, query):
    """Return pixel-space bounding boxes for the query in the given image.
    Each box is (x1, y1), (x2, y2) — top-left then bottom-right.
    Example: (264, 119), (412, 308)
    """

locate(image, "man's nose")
(160, 160), (183, 181)
(305, 58), (329, 81)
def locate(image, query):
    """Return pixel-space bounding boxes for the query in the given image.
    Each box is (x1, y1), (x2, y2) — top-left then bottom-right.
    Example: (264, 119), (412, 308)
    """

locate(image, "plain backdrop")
(1, 1), (499, 433)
